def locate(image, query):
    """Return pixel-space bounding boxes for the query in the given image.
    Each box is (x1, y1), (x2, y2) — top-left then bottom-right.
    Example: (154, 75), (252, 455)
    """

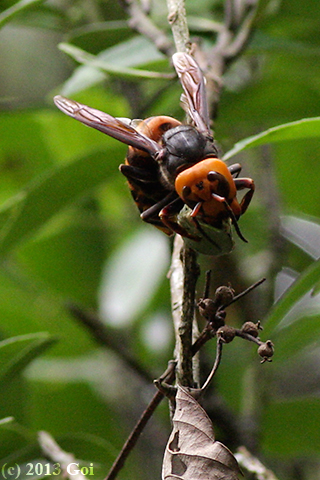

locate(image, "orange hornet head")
(175, 158), (241, 223)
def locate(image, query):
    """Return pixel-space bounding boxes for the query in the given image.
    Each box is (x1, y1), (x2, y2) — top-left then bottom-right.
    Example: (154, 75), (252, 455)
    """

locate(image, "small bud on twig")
(214, 285), (235, 307)
(198, 298), (217, 320)
(258, 340), (274, 363)
(217, 325), (236, 343)
(241, 321), (263, 338)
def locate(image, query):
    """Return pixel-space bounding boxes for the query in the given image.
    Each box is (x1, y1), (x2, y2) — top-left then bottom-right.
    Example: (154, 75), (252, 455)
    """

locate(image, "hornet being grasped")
(54, 53), (254, 255)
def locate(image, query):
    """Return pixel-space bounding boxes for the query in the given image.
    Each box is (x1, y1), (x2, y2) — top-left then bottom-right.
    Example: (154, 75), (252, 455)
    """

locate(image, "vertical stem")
(166, 0), (190, 52)
(169, 236), (200, 387)
(165, 0), (200, 389)
(180, 245), (200, 386)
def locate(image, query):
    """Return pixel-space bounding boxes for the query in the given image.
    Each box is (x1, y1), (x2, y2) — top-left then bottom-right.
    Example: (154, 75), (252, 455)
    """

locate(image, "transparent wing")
(54, 96), (160, 155)
(172, 52), (211, 136)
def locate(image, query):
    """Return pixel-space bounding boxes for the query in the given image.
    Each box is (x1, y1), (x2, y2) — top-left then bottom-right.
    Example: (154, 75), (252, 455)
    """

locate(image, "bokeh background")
(1, 0), (320, 479)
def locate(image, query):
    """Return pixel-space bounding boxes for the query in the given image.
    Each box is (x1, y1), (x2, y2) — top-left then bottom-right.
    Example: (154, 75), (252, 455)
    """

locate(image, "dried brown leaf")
(162, 386), (241, 480)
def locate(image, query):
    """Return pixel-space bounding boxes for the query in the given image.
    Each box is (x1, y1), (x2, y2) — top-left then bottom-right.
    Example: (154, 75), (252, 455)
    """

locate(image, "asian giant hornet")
(54, 52), (254, 255)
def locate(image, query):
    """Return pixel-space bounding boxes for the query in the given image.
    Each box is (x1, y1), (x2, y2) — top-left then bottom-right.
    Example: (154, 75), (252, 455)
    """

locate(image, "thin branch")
(204, 0), (262, 120)
(39, 431), (85, 480)
(224, 2), (259, 59)
(168, 236), (200, 387)
(181, 245), (200, 386)
(166, 0), (191, 52)
(192, 278), (266, 355)
(235, 446), (280, 480)
(203, 270), (212, 299)
(104, 362), (176, 480)
(120, 0), (174, 55)
(105, 392), (164, 480)
(67, 303), (153, 384)
(221, 277), (266, 309)
(234, 329), (261, 345)
(181, 337), (224, 401)
(105, 399), (157, 480)
(199, 337), (224, 394)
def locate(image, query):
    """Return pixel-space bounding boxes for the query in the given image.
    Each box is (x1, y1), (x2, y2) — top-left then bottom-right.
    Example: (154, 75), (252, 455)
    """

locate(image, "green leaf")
(18, 211), (107, 306)
(59, 43), (173, 80)
(223, 117), (320, 160)
(0, 333), (57, 384)
(0, 149), (117, 255)
(263, 258), (320, 335)
(59, 36), (169, 95)
(0, 417), (36, 462)
(280, 215), (320, 259)
(0, 416), (32, 440)
(0, 0), (45, 29)
(268, 310), (320, 362)
(27, 380), (125, 444)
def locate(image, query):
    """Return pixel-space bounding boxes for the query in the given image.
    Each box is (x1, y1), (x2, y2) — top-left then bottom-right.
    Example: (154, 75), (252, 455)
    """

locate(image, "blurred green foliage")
(1, 0), (320, 479)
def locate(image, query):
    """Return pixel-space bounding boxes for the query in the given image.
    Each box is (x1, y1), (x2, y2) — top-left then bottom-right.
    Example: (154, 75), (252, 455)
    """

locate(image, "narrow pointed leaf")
(0, 333), (57, 384)
(59, 35), (169, 95)
(0, 0), (45, 28)
(0, 149), (116, 255)
(223, 117), (320, 161)
(263, 258), (320, 335)
(59, 42), (172, 80)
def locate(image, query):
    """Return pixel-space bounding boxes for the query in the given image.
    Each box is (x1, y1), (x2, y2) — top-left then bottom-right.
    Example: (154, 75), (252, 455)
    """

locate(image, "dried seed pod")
(258, 340), (274, 363)
(241, 321), (262, 338)
(214, 285), (235, 307)
(217, 325), (236, 343)
(198, 298), (217, 320)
